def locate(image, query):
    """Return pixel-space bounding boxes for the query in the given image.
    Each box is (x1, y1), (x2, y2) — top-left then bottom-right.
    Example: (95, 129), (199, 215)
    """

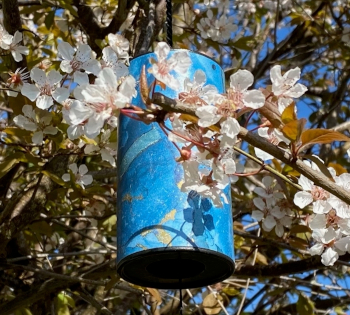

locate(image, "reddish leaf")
(140, 65), (151, 105)
(300, 129), (350, 149)
(281, 102), (297, 124)
(328, 163), (348, 175)
(282, 118), (306, 142)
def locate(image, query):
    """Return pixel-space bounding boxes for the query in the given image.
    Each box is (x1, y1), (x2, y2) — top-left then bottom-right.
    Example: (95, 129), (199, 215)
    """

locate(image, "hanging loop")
(166, 0), (173, 47)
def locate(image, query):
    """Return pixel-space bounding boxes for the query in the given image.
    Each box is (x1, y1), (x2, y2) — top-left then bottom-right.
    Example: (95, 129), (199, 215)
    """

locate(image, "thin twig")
(40, 213), (117, 251)
(235, 228), (260, 315)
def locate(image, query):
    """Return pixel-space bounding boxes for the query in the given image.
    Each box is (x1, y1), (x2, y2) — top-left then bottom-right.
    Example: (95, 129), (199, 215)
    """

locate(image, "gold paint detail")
(177, 179), (184, 189)
(156, 209), (177, 245)
(122, 193), (144, 202)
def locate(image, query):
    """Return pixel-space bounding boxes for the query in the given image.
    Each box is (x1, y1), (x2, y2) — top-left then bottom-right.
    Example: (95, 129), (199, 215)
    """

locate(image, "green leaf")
(14, 308), (33, 315)
(105, 274), (121, 291)
(300, 129), (350, 151)
(102, 215), (117, 232)
(303, 154), (334, 181)
(45, 10), (55, 30)
(57, 0), (78, 17)
(289, 237), (309, 250)
(222, 287), (240, 296)
(232, 35), (255, 51)
(290, 225), (312, 234)
(29, 221), (53, 236)
(0, 153), (24, 179)
(3, 127), (32, 138)
(41, 170), (67, 186)
(57, 292), (75, 308)
(296, 293), (314, 315)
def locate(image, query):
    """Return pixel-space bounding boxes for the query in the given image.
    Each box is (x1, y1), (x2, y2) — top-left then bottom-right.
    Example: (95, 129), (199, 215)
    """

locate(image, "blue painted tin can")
(117, 49), (234, 289)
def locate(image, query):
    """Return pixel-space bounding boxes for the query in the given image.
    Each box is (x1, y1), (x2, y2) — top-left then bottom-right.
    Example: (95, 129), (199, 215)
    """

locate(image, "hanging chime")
(116, 0), (235, 289)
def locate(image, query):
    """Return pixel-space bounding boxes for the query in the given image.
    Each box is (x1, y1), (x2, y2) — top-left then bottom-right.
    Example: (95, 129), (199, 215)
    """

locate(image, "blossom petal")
(220, 117), (240, 139)
(193, 70), (206, 85)
(155, 42), (170, 61)
(52, 87), (69, 103)
(95, 67), (117, 87)
(81, 174), (93, 186)
(263, 215), (276, 231)
(76, 43), (92, 62)
(79, 164), (89, 175)
(69, 163), (78, 174)
(58, 41), (75, 60)
(275, 224), (284, 237)
(82, 59), (101, 75)
(47, 70), (62, 86)
(298, 174), (313, 191)
(62, 173), (70, 182)
(21, 83), (40, 101)
(252, 210), (264, 221)
(32, 131), (43, 144)
(321, 247), (338, 266)
(230, 69), (254, 91)
(309, 214), (327, 230)
(294, 191), (313, 209)
(309, 243), (324, 256)
(285, 83), (307, 98)
(101, 148), (116, 167)
(43, 126), (57, 135)
(31, 68), (46, 86)
(243, 90), (265, 109)
(36, 95), (53, 109)
(74, 72), (89, 86)
(60, 60), (73, 73)
(255, 147), (273, 161)
(22, 105), (35, 119)
(253, 197), (265, 211)
(196, 106), (222, 127)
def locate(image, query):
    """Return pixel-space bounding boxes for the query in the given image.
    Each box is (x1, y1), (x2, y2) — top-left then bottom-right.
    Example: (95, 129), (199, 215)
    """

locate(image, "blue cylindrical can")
(117, 50), (234, 289)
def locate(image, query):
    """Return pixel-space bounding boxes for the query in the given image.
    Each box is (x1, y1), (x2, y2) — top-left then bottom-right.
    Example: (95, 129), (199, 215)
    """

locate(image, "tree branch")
(152, 92), (350, 206)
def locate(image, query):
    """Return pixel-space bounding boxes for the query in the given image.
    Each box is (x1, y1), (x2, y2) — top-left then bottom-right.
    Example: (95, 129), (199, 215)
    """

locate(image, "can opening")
(146, 258), (205, 279)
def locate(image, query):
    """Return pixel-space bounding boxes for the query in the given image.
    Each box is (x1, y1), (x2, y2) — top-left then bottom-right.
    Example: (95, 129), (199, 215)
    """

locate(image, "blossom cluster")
(294, 161), (350, 266)
(11, 33), (136, 171)
(252, 176), (293, 237)
(0, 25), (28, 62)
(197, 9), (237, 42)
(6, 25), (350, 268)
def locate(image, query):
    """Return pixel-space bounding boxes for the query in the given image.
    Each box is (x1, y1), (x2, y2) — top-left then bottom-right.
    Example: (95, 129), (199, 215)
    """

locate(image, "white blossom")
(148, 42), (191, 91)
(62, 163), (93, 189)
(228, 70), (265, 110)
(270, 65), (307, 112)
(107, 33), (130, 61)
(84, 129), (117, 167)
(13, 105), (57, 144)
(179, 70), (220, 106)
(101, 46), (128, 78)
(196, 105), (222, 127)
(21, 68), (69, 109)
(5, 31), (29, 62)
(58, 41), (101, 75)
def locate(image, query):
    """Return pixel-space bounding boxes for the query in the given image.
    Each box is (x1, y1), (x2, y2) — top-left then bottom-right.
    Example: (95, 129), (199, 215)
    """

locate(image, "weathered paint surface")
(117, 51), (234, 265)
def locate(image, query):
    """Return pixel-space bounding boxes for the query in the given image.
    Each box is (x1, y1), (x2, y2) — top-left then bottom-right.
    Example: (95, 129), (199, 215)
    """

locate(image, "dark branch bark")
(234, 256), (323, 278)
(103, 0), (136, 35)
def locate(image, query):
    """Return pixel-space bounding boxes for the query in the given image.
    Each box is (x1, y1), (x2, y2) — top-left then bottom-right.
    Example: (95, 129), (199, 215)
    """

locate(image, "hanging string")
(166, 0), (173, 47)
(179, 283), (183, 315)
